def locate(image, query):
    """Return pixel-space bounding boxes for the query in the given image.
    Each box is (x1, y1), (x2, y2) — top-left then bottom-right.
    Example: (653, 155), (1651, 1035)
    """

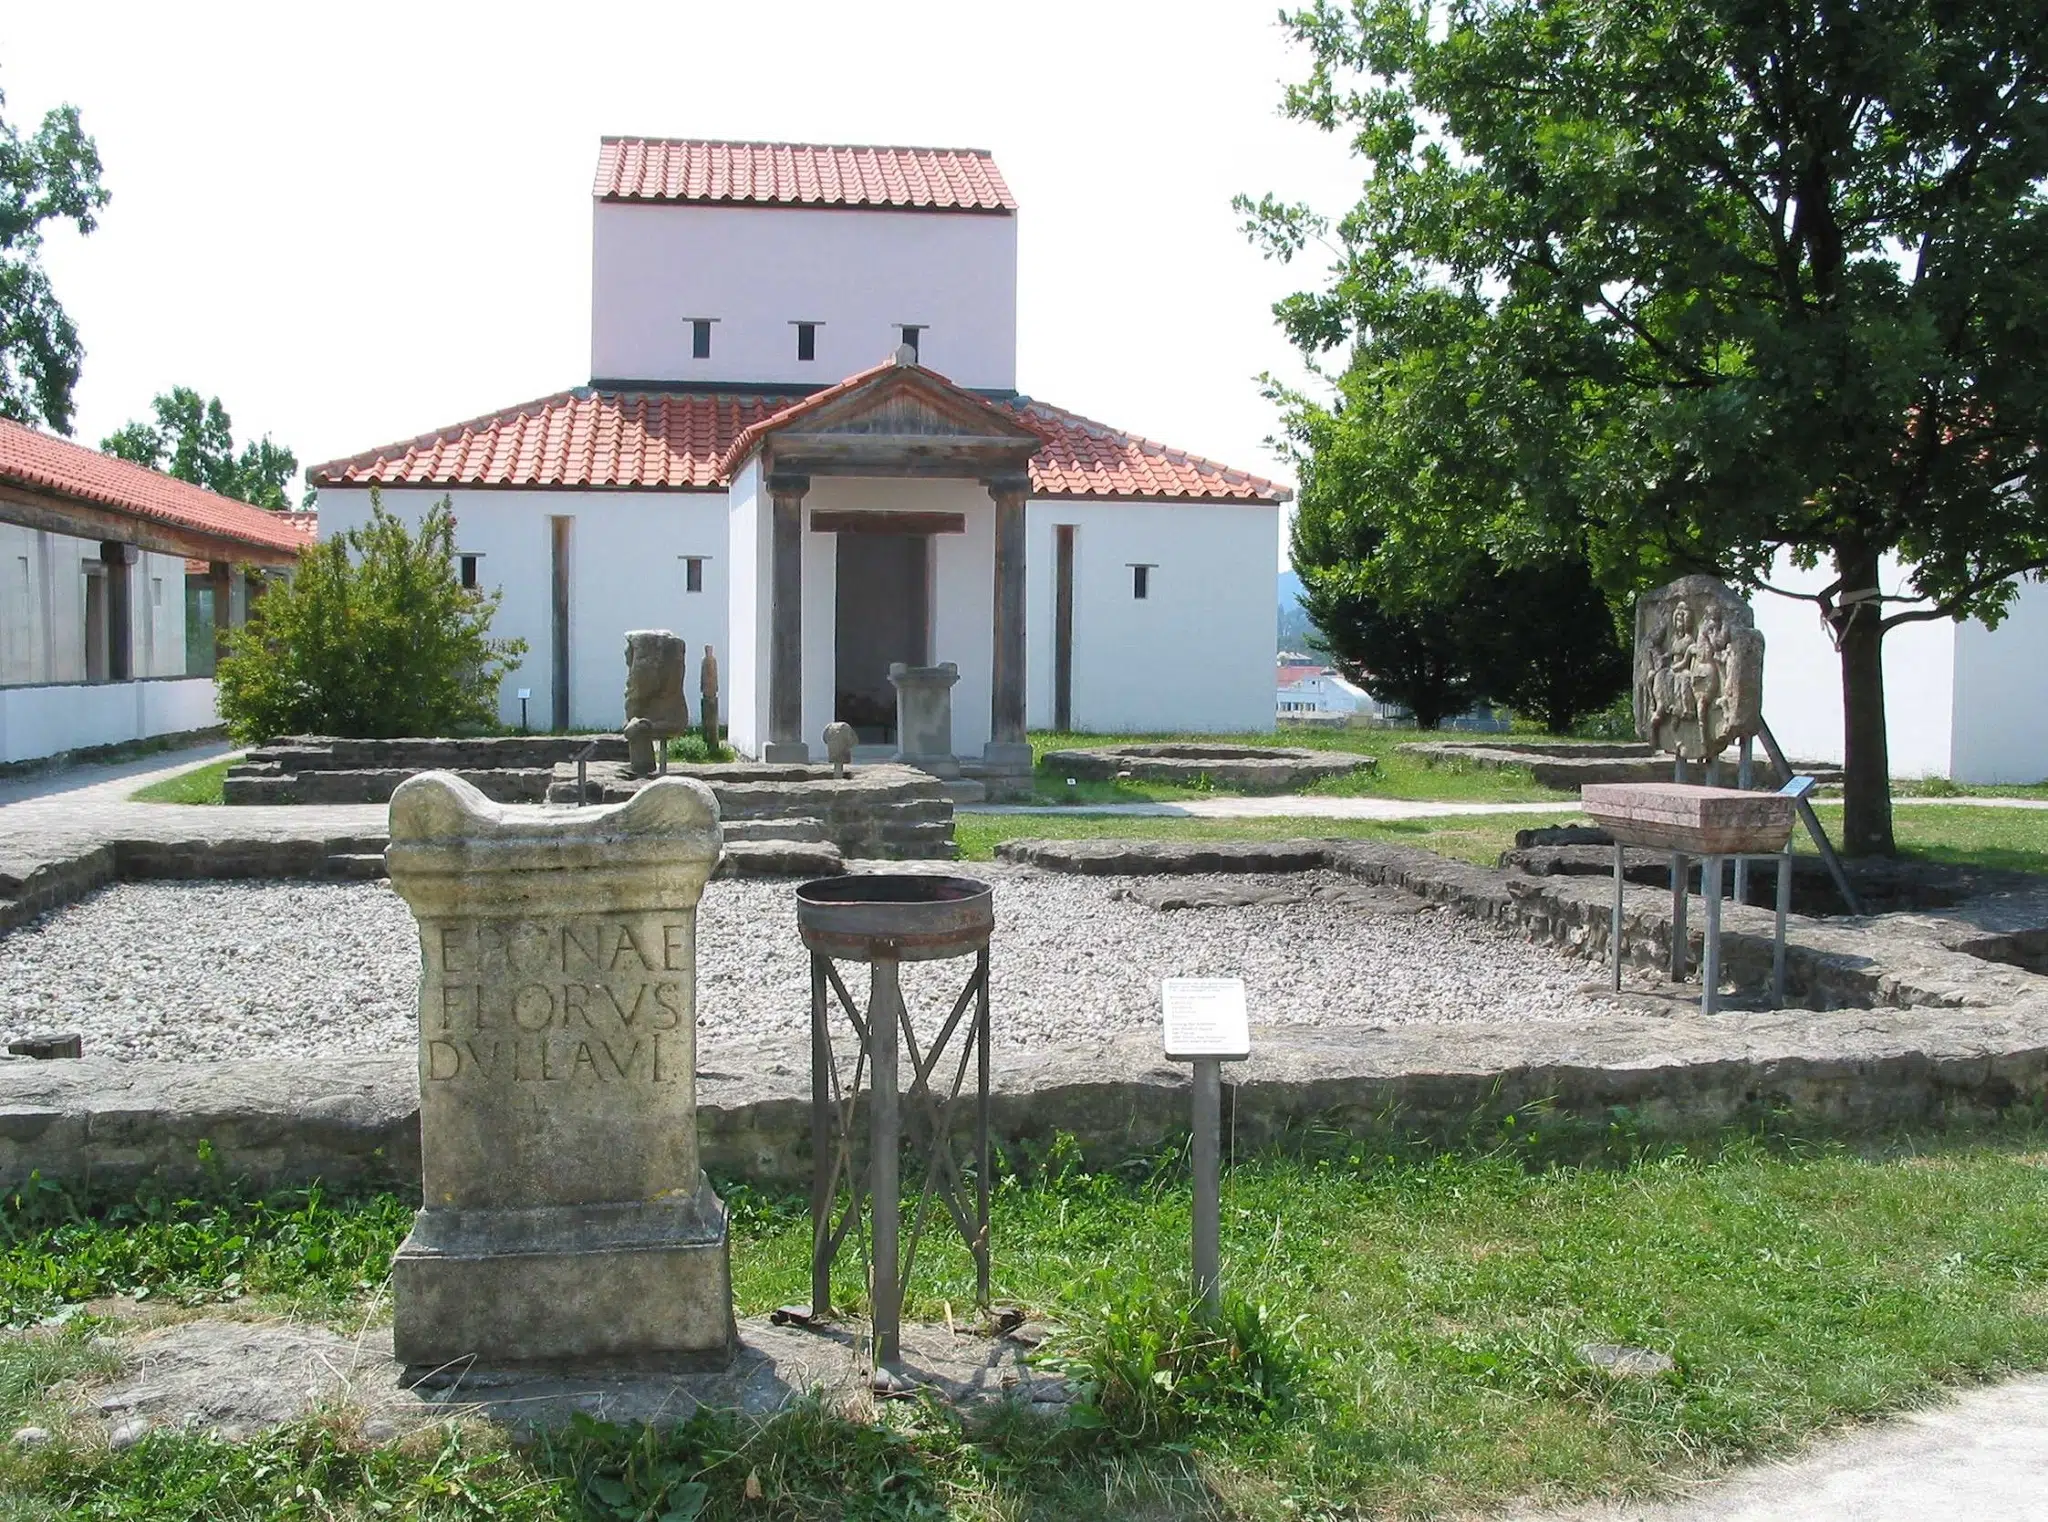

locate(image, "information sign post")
(1161, 978), (1251, 1316)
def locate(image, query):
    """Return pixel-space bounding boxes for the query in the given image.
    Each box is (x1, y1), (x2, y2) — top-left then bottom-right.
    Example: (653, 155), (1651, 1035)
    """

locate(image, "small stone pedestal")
(888, 662), (961, 778)
(384, 773), (735, 1372)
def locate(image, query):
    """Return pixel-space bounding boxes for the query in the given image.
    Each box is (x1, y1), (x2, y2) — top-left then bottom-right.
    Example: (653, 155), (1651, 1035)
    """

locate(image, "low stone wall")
(1399, 739), (1842, 789)
(4, 1002), (2045, 1192)
(224, 736), (629, 805)
(0, 836), (388, 932)
(1042, 743), (1376, 792)
(552, 761), (956, 860)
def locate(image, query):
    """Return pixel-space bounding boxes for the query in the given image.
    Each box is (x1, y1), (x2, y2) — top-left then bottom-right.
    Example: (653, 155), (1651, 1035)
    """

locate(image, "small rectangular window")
(1131, 563), (1153, 600)
(684, 556), (704, 593)
(459, 554), (480, 590)
(795, 322), (816, 362)
(691, 319), (712, 359)
(899, 324), (922, 359)
(151, 577), (163, 607)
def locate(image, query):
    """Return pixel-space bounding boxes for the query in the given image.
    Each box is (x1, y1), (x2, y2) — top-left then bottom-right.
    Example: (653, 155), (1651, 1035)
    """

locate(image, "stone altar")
(383, 772), (735, 1371)
(623, 630), (690, 777)
(888, 662), (962, 779)
(1633, 577), (1764, 762)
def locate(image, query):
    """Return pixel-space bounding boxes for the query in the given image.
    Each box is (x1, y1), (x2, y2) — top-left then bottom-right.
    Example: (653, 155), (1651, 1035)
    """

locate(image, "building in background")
(312, 139), (1290, 774)
(0, 419), (310, 764)
(1276, 656), (1382, 721)
(1749, 554), (2048, 784)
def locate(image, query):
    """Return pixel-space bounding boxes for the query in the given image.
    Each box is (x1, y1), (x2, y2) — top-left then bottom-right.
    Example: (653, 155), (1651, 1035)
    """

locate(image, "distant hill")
(1277, 571), (1316, 652)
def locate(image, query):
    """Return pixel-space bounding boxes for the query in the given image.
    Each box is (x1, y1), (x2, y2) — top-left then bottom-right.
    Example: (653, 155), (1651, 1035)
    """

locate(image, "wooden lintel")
(809, 510), (968, 536)
(0, 485), (300, 567)
(773, 433), (1041, 476)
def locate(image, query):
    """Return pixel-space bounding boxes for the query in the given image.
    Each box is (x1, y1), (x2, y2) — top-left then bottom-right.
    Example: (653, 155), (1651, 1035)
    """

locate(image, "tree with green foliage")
(1292, 388), (1630, 732)
(1467, 556), (1633, 735)
(101, 386), (302, 509)
(215, 491), (524, 743)
(0, 86), (107, 434)
(1247, 0), (2048, 853)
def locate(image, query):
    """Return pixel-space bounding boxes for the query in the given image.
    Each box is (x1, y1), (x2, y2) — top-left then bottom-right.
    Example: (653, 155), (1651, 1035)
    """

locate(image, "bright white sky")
(4, 1), (1362, 573)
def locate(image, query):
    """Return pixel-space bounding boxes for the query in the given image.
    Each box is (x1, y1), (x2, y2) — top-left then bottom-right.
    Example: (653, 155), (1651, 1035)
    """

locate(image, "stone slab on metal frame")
(1581, 782), (1796, 855)
(383, 772), (735, 1372)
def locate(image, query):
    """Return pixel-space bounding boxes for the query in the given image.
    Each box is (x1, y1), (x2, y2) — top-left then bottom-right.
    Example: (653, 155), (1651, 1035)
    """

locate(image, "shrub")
(215, 490), (525, 743)
(1059, 1280), (1315, 1442)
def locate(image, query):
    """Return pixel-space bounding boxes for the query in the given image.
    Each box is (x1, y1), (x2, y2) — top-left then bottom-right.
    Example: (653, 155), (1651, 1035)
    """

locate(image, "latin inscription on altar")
(419, 914), (692, 1084)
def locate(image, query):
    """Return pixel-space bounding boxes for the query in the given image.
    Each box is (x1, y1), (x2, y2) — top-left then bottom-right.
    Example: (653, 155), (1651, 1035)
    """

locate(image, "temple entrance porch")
(723, 351), (1043, 785)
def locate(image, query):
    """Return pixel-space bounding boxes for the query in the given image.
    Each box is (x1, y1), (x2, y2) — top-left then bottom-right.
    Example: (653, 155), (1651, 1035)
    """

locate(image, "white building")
(0, 420), (308, 764)
(1750, 552), (2048, 784)
(311, 139), (1289, 772)
(1276, 659), (1379, 720)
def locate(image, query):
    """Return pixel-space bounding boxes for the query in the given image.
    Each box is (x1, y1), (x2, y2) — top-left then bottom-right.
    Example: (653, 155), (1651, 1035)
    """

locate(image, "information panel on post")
(1161, 977), (1251, 1063)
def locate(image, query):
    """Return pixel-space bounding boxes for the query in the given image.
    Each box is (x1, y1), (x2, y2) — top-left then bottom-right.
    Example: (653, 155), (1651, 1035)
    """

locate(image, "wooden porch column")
(765, 473), (810, 761)
(984, 475), (1032, 772)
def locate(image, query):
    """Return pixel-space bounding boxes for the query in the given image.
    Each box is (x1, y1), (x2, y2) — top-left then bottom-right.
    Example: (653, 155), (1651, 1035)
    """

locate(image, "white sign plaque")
(1161, 978), (1250, 1063)
(516, 688), (532, 701)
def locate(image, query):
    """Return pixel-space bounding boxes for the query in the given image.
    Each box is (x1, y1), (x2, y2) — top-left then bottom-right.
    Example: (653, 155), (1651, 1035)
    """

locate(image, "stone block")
(1580, 782), (1795, 855)
(384, 773), (734, 1371)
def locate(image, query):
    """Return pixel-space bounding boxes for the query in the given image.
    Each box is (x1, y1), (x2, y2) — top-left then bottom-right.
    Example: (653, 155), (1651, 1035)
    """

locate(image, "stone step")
(714, 841), (844, 879)
(721, 817), (826, 843)
(324, 853), (390, 880)
(941, 780), (987, 805)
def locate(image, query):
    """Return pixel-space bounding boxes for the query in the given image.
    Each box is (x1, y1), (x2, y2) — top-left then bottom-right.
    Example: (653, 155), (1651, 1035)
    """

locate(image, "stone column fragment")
(384, 772), (734, 1371)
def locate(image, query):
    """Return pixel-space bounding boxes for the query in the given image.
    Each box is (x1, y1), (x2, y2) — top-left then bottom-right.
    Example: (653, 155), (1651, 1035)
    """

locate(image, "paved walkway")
(0, 748), (386, 875)
(1518, 1374), (2048, 1521)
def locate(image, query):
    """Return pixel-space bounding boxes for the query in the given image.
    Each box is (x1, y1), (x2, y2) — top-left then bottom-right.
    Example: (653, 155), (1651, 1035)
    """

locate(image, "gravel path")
(0, 871), (1607, 1062)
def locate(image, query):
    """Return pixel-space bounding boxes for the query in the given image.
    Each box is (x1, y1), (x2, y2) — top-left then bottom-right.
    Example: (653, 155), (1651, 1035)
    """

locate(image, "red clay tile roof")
(0, 418), (312, 558)
(596, 138), (1015, 214)
(309, 387), (1290, 505)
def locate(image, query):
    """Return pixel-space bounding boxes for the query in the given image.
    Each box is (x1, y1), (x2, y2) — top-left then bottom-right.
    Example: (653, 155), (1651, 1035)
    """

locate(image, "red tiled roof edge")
(0, 417), (312, 557)
(1012, 398), (1292, 504)
(594, 138), (1016, 213)
(307, 386), (1292, 505)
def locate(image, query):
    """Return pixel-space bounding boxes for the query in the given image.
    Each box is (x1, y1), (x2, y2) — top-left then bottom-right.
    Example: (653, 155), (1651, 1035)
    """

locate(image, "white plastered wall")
(318, 486), (730, 731)
(591, 202), (1018, 390)
(1024, 499), (1279, 735)
(0, 524), (186, 686)
(1744, 550), (1956, 776)
(1951, 578), (2048, 784)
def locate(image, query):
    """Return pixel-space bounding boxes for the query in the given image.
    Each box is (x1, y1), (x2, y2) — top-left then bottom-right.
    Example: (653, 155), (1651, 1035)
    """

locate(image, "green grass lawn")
(955, 808), (1574, 867)
(127, 757), (232, 805)
(1802, 802), (2048, 877)
(3, 1128), (2046, 1519)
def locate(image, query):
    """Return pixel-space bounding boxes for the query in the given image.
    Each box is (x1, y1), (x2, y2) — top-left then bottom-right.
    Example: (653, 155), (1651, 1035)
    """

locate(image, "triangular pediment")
(782, 366), (1041, 444)
(721, 355), (1044, 480)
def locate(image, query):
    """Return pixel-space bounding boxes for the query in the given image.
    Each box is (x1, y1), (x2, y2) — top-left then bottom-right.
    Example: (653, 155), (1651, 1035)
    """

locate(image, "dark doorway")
(835, 533), (929, 743)
(1054, 524), (1076, 731)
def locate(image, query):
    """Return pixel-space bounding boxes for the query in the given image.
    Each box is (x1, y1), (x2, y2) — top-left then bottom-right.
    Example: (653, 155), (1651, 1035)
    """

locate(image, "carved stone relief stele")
(1632, 576), (1765, 762)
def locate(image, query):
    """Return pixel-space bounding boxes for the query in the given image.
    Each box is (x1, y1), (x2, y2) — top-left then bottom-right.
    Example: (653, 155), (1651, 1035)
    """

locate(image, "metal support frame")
(1191, 1059), (1223, 1316)
(1756, 720), (1861, 914)
(1613, 844), (1794, 1012)
(808, 944), (991, 1369)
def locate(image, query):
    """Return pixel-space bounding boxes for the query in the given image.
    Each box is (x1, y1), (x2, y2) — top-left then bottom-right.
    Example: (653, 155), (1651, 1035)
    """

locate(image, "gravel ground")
(0, 870), (1608, 1062)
